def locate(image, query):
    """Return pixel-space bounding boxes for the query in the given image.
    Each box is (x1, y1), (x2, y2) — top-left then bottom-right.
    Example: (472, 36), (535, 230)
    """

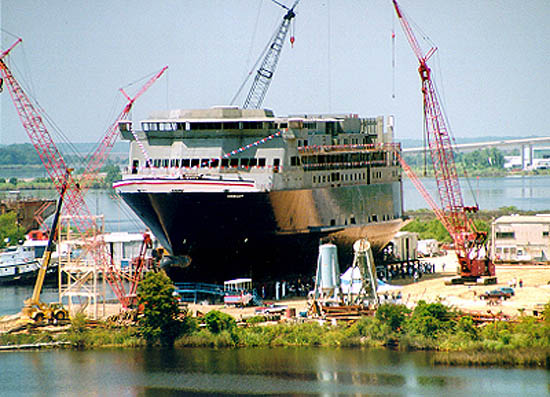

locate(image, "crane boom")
(242, 0), (299, 109)
(0, 40), (95, 237)
(1, 39), (167, 307)
(392, 0), (495, 283)
(79, 66), (168, 194)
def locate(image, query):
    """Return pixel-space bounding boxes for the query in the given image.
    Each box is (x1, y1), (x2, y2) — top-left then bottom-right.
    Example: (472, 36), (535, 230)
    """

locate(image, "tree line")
(403, 147), (507, 174)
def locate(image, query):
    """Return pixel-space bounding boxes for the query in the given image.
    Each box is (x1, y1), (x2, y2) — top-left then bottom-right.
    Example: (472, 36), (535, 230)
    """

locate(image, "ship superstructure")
(114, 106), (404, 282)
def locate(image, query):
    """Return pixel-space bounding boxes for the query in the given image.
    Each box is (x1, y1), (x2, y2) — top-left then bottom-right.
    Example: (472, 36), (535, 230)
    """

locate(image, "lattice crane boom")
(1, 39), (166, 306)
(79, 66), (168, 194)
(242, 0), (299, 109)
(392, 1), (495, 281)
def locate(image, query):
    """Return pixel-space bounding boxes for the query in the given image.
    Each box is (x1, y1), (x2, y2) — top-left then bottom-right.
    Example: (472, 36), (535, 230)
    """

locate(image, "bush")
(204, 310), (236, 334)
(0, 212), (26, 249)
(376, 303), (411, 332)
(137, 270), (182, 347)
(404, 301), (455, 338)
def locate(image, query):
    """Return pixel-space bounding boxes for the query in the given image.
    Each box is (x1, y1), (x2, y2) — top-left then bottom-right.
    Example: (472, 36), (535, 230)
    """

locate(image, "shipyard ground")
(180, 251), (550, 320)
(3, 251), (547, 328)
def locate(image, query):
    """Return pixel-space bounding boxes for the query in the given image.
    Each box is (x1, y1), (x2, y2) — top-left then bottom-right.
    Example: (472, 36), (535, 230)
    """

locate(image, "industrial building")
(491, 214), (550, 264)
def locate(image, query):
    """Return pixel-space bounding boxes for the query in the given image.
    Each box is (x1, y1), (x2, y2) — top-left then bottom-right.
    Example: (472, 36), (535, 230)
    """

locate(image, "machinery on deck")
(392, 0), (496, 285)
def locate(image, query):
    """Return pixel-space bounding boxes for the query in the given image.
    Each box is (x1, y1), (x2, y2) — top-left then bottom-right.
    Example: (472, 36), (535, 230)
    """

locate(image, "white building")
(491, 214), (550, 263)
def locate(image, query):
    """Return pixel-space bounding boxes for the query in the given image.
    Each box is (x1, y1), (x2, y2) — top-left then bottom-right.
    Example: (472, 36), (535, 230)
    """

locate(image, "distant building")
(491, 214), (550, 263)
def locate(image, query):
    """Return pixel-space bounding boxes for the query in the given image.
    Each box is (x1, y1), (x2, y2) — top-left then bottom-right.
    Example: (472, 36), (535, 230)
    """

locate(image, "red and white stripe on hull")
(113, 177), (259, 193)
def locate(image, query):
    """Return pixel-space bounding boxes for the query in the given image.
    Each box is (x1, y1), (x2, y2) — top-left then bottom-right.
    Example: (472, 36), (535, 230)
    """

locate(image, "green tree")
(402, 218), (452, 242)
(0, 212), (25, 249)
(0, 143), (41, 165)
(137, 270), (181, 347)
(404, 301), (455, 338)
(204, 310), (236, 334)
(103, 164), (121, 186)
(375, 303), (411, 332)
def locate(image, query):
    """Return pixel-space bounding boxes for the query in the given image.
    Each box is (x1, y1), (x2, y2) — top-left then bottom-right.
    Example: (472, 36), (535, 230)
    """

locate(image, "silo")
(316, 243), (341, 294)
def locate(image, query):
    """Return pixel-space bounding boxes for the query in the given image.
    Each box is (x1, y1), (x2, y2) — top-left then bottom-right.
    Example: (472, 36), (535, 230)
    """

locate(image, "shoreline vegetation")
(2, 303), (550, 368)
(0, 165), (121, 191)
(2, 299), (550, 369)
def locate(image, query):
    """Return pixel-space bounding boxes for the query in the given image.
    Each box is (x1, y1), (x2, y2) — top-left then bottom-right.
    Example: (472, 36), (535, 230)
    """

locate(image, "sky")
(1, 0), (549, 146)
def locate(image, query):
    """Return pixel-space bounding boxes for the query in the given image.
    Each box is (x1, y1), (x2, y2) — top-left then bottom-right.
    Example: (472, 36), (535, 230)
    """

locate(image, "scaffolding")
(58, 215), (106, 320)
(347, 239), (380, 306)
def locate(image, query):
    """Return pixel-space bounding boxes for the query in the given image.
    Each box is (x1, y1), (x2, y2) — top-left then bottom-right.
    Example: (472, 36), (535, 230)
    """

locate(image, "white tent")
(340, 266), (401, 295)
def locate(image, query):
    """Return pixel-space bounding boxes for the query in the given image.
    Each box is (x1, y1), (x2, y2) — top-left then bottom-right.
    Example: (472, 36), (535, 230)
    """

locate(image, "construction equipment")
(231, 0), (299, 109)
(309, 239), (379, 319)
(391, 0), (496, 285)
(20, 174), (69, 323)
(0, 38), (167, 308)
(346, 239), (380, 305)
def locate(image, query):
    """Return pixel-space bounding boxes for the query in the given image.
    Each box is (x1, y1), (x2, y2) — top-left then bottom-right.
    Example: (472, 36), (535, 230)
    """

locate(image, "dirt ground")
(184, 251), (550, 320)
(396, 251), (550, 317)
(19, 250), (544, 323)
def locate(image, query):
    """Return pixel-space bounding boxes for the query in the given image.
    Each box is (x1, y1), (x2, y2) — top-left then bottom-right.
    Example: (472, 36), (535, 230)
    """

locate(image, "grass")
(432, 348), (550, 368)
(2, 303), (550, 369)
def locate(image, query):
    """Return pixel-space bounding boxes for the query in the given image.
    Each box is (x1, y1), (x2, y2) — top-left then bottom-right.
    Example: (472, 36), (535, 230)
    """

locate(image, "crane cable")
(392, 11), (396, 99)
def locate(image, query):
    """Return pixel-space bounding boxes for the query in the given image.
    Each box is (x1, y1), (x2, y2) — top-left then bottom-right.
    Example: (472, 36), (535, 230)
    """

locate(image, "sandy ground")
(53, 250), (550, 321)
(396, 251), (550, 317)
(181, 251), (550, 320)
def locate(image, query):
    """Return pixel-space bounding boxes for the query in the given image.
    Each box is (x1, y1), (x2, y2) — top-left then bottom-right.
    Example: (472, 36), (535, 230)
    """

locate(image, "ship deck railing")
(128, 166), (279, 178)
(297, 142), (401, 154)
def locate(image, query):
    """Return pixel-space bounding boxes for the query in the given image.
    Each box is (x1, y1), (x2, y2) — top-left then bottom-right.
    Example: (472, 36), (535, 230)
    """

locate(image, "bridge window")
(242, 121), (263, 130)
(496, 232), (515, 239)
(222, 122), (239, 129)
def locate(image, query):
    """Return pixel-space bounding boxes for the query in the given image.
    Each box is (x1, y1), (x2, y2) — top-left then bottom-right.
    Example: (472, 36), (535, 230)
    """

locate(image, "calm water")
(403, 174), (550, 212)
(8, 188), (147, 233)
(2, 176), (550, 395)
(1, 347), (549, 396)
(5, 175), (550, 230)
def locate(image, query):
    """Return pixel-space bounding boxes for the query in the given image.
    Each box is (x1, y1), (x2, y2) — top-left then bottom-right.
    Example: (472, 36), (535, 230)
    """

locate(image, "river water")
(9, 174), (550, 234)
(2, 347), (549, 396)
(2, 176), (550, 394)
(403, 174), (550, 213)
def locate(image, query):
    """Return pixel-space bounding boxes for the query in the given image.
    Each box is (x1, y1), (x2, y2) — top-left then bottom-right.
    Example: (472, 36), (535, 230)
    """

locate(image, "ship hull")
(118, 181), (404, 283)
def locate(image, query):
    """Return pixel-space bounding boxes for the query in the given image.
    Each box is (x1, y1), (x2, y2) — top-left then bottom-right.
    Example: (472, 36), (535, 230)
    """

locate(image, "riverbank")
(2, 291), (550, 368)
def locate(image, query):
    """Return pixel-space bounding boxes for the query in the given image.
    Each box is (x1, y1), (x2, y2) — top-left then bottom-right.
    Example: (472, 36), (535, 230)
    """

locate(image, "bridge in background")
(402, 137), (550, 169)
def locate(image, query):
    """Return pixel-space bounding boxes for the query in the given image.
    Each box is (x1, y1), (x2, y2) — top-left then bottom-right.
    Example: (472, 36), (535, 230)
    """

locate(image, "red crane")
(0, 38), (167, 306)
(392, 0), (496, 284)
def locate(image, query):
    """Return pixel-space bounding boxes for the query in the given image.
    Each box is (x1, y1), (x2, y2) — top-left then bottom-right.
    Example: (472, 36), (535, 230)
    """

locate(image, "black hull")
(119, 184), (403, 283)
(0, 264), (58, 285)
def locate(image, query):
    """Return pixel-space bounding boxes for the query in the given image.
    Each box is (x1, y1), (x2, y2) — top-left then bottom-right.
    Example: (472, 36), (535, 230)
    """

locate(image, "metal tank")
(315, 243), (341, 294)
